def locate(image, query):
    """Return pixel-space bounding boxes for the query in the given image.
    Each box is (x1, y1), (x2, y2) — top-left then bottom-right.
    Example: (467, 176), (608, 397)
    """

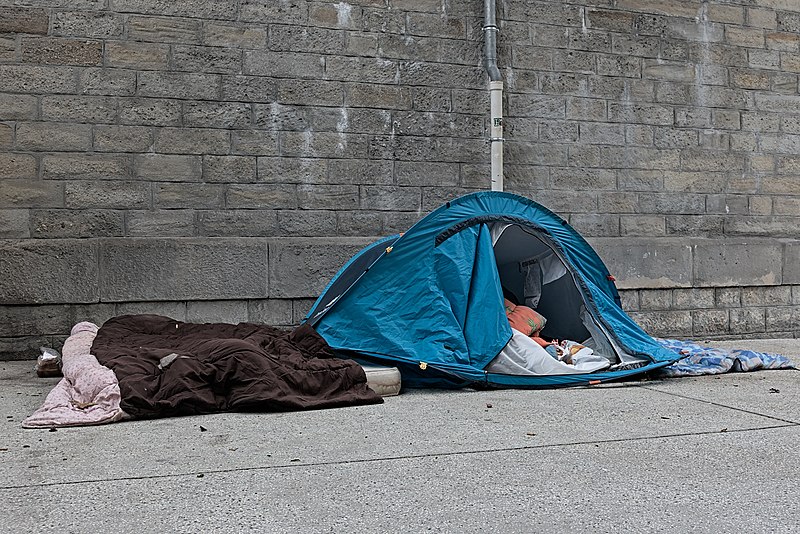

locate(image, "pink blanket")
(23, 322), (128, 428)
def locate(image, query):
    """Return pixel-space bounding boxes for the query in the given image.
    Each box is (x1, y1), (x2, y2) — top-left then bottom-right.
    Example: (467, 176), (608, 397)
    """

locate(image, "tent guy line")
(3, 423), (797, 492)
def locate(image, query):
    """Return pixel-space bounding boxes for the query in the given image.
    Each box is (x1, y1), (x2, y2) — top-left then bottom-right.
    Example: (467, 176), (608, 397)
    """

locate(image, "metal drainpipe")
(483, 0), (503, 191)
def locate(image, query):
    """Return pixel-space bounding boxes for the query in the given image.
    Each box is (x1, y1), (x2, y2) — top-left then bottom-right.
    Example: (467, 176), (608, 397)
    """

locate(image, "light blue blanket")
(656, 339), (796, 377)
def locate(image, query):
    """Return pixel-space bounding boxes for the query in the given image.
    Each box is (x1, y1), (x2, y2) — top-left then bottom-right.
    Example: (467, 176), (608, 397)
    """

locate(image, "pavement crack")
(638, 385), (800, 425)
(1, 423), (797, 491)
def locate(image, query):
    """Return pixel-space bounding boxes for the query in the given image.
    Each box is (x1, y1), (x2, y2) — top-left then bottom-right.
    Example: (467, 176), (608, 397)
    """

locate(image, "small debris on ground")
(197, 473), (204, 478)
(486, 403), (492, 408)
(48, 428), (57, 432)
(290, 458), (300, 462)
(720, 428), (728, 433)
(661, 416), (670, 420)
(199, 426), (207, 432)
(769, 388), (780, 394)
(526, 432), (536, 436)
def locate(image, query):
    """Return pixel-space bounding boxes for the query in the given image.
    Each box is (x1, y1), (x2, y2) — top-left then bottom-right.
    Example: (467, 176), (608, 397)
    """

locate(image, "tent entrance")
(493, 223), (590, 343)
(490, 222), (646, 375)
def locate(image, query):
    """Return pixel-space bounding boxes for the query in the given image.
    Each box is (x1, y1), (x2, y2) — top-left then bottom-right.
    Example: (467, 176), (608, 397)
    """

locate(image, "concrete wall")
(1, 0), (799, 359)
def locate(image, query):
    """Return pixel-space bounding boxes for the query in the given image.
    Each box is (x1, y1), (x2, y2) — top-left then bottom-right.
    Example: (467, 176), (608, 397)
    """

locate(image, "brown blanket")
(91, 315), (382, 418)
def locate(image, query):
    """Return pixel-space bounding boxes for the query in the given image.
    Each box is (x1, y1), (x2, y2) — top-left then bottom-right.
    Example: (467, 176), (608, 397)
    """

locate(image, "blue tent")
(305, 191), (680, 388)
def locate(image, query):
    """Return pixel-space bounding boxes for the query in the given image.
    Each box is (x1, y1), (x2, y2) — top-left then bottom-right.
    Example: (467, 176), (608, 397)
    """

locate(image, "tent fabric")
(307, 191), (681, 388)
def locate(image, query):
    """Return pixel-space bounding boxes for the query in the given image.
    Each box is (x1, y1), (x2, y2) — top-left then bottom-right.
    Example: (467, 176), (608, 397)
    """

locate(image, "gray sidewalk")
(1, 340), (798, 534)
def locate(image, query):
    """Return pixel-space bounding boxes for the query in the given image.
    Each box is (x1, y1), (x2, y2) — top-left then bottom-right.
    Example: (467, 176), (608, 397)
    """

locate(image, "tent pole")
(483, 0), (504, 192)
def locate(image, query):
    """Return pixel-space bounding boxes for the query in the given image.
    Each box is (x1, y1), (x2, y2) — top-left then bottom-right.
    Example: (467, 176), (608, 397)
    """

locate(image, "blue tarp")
(657, 339), (795, 376)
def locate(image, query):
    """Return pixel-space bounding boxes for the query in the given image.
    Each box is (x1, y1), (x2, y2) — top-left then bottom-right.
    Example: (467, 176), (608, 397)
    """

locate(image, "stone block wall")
(1, 0), (799, 359)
